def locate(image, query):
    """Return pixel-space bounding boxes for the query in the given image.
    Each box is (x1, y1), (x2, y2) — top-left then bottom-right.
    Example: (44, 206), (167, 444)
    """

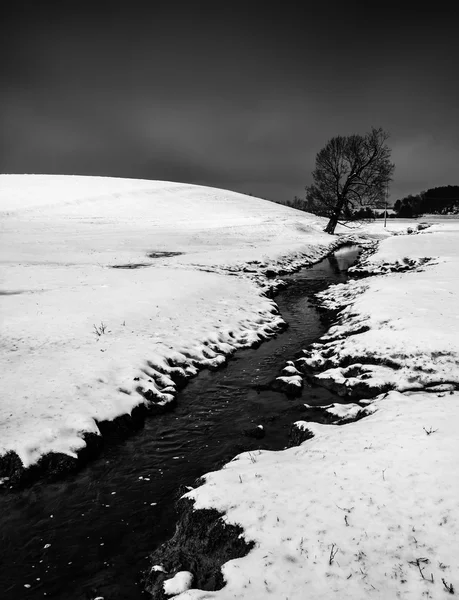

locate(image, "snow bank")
(302, 401), (376, 423)
(163, 571), (194, 596)
(1, 174), (342, 473)
(298, 222), (459, 396)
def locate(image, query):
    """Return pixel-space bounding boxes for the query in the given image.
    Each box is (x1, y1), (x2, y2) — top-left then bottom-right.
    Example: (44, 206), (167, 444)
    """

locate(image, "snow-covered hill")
(0, 174), (335, 474)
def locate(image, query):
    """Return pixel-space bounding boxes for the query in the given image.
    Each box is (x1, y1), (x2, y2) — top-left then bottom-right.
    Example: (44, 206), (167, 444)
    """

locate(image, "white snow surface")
(1, 174), (344, 467)
(303, 402), (376, 423)
(302, 222), (459, 395)
(276, 375), (303, 388)
(163, 572), (194, 596)
(167, 220), (459, 600)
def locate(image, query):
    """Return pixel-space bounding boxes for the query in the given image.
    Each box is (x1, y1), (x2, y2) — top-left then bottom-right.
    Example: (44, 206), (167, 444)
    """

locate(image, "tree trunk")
(324, 196), (346, 235)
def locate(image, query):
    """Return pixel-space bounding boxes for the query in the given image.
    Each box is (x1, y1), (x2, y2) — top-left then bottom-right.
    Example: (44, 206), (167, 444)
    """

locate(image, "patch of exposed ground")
(110, 263), (153, 269)
(148, 251), (185, 259)
(143, 498), (254, 599)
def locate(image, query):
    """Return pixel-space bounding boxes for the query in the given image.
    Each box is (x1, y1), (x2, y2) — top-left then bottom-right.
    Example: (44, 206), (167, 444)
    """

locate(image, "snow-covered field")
(1, 174), (363, 473)
(163, 220), (459, 599)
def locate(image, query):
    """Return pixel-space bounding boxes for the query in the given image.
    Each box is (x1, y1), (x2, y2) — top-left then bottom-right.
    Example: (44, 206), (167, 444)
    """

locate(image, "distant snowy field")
(175, 220), (459, 600)
(1, 174), (353, 471)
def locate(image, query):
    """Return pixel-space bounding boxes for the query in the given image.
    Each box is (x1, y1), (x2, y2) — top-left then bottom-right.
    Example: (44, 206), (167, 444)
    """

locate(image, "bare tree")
(306, 127), (395, 234)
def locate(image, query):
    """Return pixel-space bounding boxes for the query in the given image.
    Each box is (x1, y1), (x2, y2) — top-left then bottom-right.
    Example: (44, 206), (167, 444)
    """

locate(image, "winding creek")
(0, 246), (360, 600)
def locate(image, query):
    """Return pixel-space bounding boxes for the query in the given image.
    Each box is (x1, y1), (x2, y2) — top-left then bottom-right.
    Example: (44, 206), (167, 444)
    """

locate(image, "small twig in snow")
(408, 558), (431, 581)
(299, 537), (305, 554)
(239, 475), (243, 483)
(329, 544), (339, 565)
(382, 468), (387, 481)
(442, 578), (455, 594)
(345, 515), (349, 526)
(423, 426), (438, 435)
(335, 503), (353, 513)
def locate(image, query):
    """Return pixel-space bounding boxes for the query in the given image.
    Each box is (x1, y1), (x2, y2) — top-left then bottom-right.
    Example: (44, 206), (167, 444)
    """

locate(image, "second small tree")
(306, 127), (395, 234)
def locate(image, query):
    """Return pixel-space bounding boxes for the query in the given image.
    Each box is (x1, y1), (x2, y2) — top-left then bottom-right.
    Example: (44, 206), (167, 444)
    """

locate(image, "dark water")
(0, 247), (360, 600)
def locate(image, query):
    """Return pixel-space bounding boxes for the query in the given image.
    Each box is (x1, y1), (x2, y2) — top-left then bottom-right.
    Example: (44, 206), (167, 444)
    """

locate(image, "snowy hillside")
(0, 175), (336, 475)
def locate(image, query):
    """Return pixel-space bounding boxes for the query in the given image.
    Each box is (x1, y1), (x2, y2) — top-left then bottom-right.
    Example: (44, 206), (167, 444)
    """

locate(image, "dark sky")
(2, 1), (459, 203)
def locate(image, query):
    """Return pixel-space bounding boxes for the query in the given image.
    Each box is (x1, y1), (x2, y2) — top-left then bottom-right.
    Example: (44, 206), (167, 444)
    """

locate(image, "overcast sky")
(2, 2), (459, 204)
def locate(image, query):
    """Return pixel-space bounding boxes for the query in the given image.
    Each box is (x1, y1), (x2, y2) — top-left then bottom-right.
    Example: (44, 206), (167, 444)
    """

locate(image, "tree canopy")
(306, 127), (395, 234)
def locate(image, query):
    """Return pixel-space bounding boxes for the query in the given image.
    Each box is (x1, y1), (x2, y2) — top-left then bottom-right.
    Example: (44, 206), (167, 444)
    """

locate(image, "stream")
(0, 246), (360, 600)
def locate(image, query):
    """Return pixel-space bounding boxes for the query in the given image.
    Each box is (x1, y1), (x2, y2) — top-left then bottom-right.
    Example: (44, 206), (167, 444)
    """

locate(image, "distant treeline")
(282, 185), (459, 219)
(393, 186), (459, 217)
